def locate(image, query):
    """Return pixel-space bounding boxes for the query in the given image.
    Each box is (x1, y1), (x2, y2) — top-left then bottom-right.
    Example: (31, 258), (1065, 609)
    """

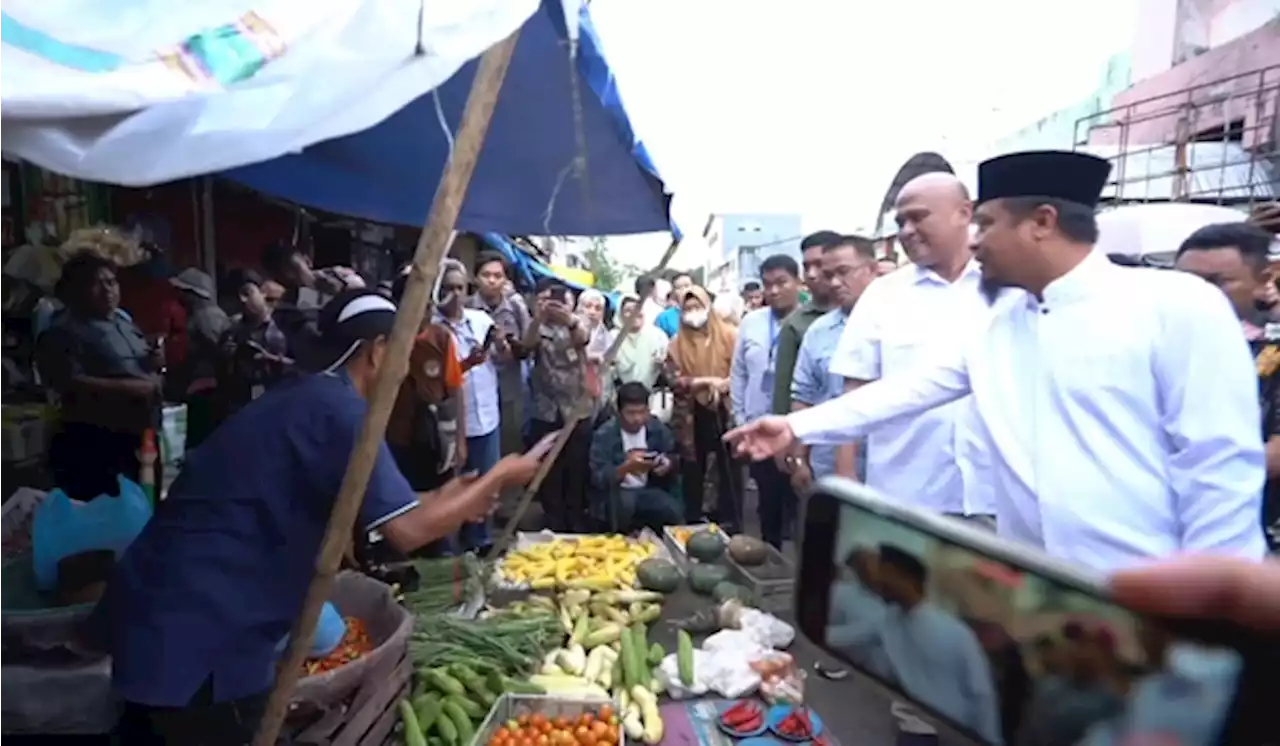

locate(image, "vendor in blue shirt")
(99, 289), (555, 746)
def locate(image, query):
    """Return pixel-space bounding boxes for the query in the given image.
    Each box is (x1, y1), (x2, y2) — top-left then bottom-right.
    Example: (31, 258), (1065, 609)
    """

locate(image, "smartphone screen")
(797, 480), (1270, 746)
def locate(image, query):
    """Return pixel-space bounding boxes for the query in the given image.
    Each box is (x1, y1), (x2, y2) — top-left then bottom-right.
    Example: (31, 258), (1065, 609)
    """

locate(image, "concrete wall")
(1087, 19), (1279, 148)
(994, 54), (1135, 151)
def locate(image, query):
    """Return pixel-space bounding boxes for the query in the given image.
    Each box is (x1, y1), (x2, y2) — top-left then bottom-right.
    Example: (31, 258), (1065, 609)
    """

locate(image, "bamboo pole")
(493, 237), (681, 551)
(252, 31), (521, 746)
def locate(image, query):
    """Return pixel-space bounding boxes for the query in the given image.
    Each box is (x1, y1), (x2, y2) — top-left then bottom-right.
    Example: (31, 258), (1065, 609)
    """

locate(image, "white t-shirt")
(620, 427), (648, 489)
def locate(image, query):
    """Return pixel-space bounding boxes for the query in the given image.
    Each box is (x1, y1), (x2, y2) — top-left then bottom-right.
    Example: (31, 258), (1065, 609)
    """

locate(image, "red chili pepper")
(813, 737), (831, 746)
(737, 713), (764, 732)
(722, 700), (752, 720)
(780, 713), (806, 736)
(797, 709), (814, 736)
(724, 705), (761, 727)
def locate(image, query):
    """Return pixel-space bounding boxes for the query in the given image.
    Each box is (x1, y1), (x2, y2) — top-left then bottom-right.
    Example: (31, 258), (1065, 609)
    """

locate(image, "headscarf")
(669, 286), (736, 382)
(576, 288), (607, 328)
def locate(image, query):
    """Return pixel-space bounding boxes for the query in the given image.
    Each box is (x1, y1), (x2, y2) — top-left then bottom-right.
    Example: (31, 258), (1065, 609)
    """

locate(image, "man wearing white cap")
(95, 289), (557, 744)
(727, 150), (1267, 571)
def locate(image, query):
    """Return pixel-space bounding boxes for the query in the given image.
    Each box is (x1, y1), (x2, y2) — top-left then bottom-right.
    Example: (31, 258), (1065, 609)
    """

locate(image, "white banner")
(1, 0), (540, 185)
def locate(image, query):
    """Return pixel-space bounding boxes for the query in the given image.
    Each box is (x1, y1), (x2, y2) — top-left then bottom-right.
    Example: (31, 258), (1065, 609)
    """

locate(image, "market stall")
(383, 527), (901, 746)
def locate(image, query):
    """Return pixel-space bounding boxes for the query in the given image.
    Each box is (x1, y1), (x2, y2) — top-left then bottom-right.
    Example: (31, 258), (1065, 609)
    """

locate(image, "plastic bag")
(273, 602), (346, 659)
(31, 475), (153, 591)
(751, 652), (807, 705)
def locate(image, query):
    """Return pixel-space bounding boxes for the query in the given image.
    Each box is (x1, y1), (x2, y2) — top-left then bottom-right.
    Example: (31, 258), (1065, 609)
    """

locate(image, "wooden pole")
(252, 31), (521, 746)
(493, 237), (681, 551)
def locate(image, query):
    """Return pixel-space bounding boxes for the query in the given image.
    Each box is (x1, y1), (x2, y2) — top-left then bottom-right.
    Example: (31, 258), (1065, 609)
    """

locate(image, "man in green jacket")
(771, 231), (843, 415)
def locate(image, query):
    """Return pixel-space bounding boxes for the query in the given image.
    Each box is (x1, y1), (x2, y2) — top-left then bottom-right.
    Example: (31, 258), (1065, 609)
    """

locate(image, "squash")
(727, 535), (769, 566)
(685, 531), (726, 562)
(712, 581), (757, 605)
(687, 564), (731, 595)
(635, 559), (681, 594)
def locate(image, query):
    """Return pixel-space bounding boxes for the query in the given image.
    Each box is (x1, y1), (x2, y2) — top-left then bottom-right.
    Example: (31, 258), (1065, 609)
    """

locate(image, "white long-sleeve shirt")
(880, 602), (1002, 745)
(790, 250), (1267, 571)
(830, 261), (999, 515)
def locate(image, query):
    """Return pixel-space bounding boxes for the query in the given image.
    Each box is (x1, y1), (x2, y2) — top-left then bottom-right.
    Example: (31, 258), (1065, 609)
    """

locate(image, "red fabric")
(118, 273), (189, 367)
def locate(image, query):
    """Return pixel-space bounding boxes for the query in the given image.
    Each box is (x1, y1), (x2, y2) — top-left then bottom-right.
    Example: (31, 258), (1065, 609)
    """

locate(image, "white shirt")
(793, 250), (1266, 571)
(830, 262), (999, 516)
(878, 602), (1001, 745)
(438, 308), (501, 438)
(620, 427), (648, 488)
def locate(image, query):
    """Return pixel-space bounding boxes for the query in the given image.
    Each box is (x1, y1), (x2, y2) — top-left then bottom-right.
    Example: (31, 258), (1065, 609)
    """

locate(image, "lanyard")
(766, 313), (781, 366)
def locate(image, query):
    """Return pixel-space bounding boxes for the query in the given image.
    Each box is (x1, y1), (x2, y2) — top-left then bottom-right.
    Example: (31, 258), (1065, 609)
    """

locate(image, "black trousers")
(680, 403), (743, 532)
(115, 681), (271, 746)
(528, 416), (593, 532)
(749, 458), (796, 549)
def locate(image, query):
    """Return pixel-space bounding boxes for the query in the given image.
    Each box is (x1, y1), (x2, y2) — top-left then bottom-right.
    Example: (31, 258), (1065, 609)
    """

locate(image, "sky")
(584, 0), (1142, 269)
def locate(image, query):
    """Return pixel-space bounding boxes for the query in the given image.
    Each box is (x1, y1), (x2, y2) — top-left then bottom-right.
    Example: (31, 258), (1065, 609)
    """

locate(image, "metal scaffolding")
(1073, 64), (1279, 206)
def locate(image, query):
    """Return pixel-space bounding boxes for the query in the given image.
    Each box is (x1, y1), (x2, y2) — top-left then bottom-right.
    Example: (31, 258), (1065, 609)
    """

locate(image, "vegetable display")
(302, 616), (373, 676)
(535, 587), (668, 744)
(666, 524), (721, 553)
(497, 535), (661, 590)
(408, 611), (563, 676)
(486, 706), (621, 746)
(400, 555), (485, 616)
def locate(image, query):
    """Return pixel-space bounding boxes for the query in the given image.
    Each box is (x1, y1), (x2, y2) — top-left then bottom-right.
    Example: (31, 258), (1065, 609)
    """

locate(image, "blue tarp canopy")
(223, 0), (676, 238)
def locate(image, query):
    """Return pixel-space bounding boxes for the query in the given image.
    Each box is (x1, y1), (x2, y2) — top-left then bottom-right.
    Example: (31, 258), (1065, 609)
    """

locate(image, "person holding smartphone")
(96, 289), (555, 745)
(434, 260), (508, 552)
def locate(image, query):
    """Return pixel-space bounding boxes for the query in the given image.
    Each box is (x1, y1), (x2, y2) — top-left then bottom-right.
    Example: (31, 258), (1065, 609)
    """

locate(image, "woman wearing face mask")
(577, 289), (617, 410)
(667, 286), (743, 530)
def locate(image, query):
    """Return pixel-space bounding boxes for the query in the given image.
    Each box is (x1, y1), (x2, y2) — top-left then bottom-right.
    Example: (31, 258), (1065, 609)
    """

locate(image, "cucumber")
(448, 663), (497, 707)
(433, 703), (459, 746)
(648, 642), (665, 667)
(399, 699), (428, 746)
(423, 668), (468, 698)
(445, 694), (485, 720)
(677, 629), (695, 686)
(630, 624), (649, 686)
(412, 693), (443, 732)
(441, 700), (475, 746)
(619, 627), (638, 690)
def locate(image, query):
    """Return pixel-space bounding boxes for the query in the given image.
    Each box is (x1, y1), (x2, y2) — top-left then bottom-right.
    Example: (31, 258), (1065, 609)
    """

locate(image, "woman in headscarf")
(667, 286), (743, 531)
(577, 289), (616, 411)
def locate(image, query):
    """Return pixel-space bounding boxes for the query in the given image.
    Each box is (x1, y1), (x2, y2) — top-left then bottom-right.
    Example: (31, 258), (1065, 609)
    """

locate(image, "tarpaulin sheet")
(224, 0), (674, 237)
(2, 0), (539, 180)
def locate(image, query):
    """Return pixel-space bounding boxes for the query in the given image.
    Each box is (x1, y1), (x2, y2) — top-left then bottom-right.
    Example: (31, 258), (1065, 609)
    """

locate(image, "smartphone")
(797, 478), (1275, 746)
(482, 325), (499, 350)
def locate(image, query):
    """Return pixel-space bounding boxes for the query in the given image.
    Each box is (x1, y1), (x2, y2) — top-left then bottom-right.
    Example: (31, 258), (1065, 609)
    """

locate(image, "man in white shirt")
(831, 172), (998, 526)
(874, 544), (1001, 744)
(436, 261), (504, 552)
(725, 150), (1266, 570)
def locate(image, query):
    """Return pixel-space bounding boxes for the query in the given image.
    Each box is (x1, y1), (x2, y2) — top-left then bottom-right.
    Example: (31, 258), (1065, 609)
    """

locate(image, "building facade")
(995, 0), (1278, 205)
(702, 213), (802, 294)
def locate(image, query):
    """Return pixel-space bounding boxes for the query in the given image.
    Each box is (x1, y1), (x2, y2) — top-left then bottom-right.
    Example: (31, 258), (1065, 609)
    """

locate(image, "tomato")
(576, 731), (597, 746)
(518, 715), (531, 727)
(538, 721), (554, 735)
(606, 724), (620, 744)
(488, 737), (505, 746)
(590, 722), (609, 738)
(596, 705), (614, 722)
(553, 716), (571, 730)
(577, 714), (595, 728)
(517, 736), (535, 746)
(536, 735), (550, 746)
(532, 714), (549, 729)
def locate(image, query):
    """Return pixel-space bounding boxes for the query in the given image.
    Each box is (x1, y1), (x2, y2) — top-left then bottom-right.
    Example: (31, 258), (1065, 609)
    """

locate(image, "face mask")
(683, 309), (709, 328)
